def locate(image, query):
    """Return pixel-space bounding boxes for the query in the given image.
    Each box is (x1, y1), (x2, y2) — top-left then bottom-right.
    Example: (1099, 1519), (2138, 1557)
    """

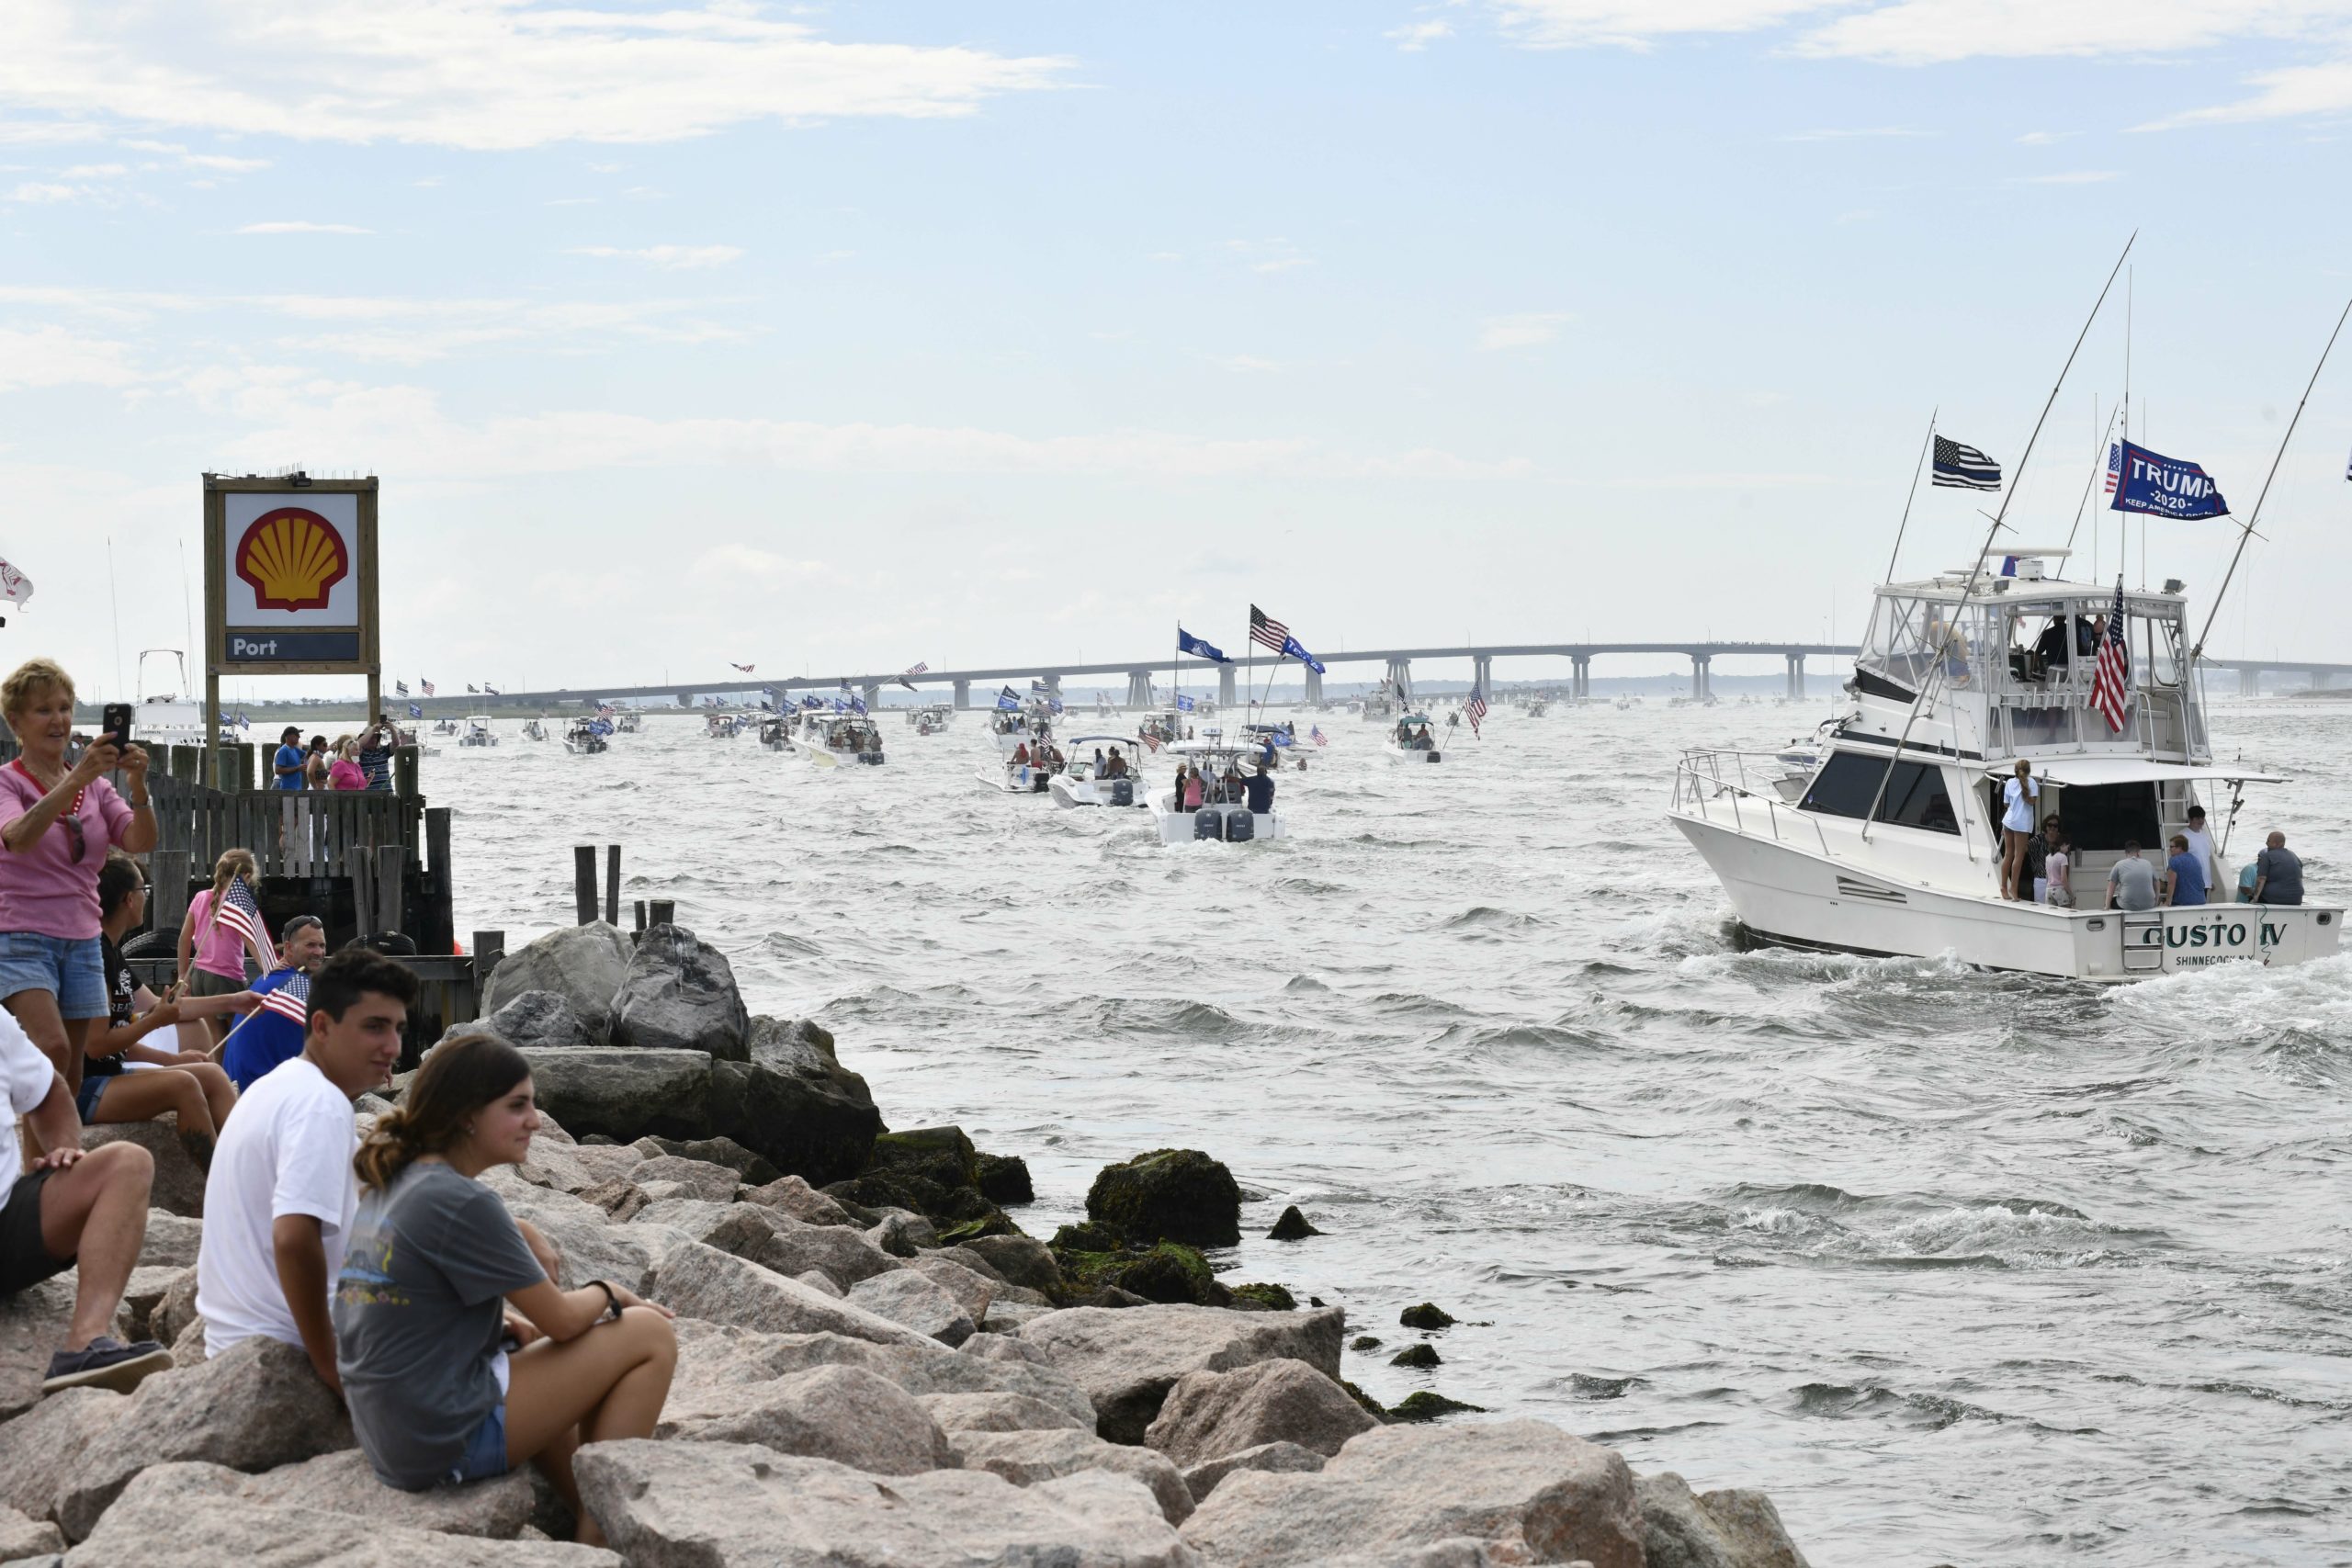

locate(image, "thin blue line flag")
(1278, 634), (1325, 674)
(2110, 439), (2229, 520)
(1178, 627), (1232, 664)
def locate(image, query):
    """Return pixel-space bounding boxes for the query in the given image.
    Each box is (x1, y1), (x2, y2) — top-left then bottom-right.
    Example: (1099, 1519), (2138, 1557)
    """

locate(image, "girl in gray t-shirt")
(334, 1035), (675, 1549)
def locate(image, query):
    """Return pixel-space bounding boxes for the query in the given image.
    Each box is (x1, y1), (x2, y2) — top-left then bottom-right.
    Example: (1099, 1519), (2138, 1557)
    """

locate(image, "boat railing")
(1671, 749), (1833, 858)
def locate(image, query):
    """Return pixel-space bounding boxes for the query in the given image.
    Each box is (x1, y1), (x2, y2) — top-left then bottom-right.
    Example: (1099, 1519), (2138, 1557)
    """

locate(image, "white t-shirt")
(2184, 825), (2217, 879)
(197, 1055), (358, 1358)
(0, 1010), (56, 1186)
(2002, 775), (2040, 833)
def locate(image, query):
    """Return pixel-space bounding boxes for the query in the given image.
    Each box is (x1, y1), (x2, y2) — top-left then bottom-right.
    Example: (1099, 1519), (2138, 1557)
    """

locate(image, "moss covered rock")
(1389, 1343), (1442, 1369)
(1086, 1149), (1241, 1248)
(1338, 1380), (1387, 1419)
(1350, 1336), (1384, 1352)
(1055, 1242), (1232, 1307)
(1267, 1205), (1321, 1240)
(976, 1153), (1034, 1205)
(1230, 1282), (1297, 1312)
(1398, 1302), (1456, 1330)
(1390, 1391), (1484, 1422)
(1050, 1221), (1123, 1253)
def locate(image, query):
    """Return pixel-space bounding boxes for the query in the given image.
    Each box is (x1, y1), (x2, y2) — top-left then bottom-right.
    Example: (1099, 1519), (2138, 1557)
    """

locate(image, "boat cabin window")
(1798, 752), (1962, 835)
(1860, 596), (1991, 694)
(2050, 782), (2160, 853)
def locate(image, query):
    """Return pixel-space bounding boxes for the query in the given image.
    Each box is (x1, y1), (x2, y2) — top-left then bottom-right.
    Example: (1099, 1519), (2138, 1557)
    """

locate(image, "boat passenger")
(2183, 806), (2218, 893)
(2030, 615), (2070, 674)
(1044, 744), (1066, 773)
(1999, 761), (2039, 900)
(1180, 768), (1204, 811)
(2044, 831), (2074, 908)
(2251, 832), (2302, 906)
(2105, 841), (2158, 912)
(2163, 835), (2207, 908)
(1012, 741), (1031, 767)
(1103, 748), (1128, 778)
(2025, 815), (2058, 903)
(1243, 764), (1275, 816)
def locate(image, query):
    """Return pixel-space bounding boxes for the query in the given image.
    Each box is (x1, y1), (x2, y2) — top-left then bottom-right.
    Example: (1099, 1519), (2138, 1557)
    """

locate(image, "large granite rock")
(219, 1450), (538, 1538)
(1144, 1358), (1378, 1466)
(954, 1428), (1195, 1526)
(572, 1440), (1192, 1567)
(481, 922), (633, 1044)
(847, 1270), (977, 1348)
(517, 1048), (712, 1146)
(908, 1255), (998, 1324)
(1181, 1440), (1325, 1505)
(707, 1019), (881, 1184)
(481, 1169), (678, 1293)
(0, 1277), (129, 1421)
(0, 1388), (121, 1521)
(0, 1501), (60, 1560)
(64, 1461), (616, 1566)
(648, 1242), (936, 1348)
(473, 989), (597, 1051)
(1022, 1304), (1346, 1445)
(667, 1363), (955, 1475)
(960, 1234), (1061, 1294)
(80, 1122), (203, 1217)
(1086, 1149), (1240, 1247)
(137, 1212), (206, 1270)
(1179, 1420), (1645, 1568)
(1637, 1472), (1813, 1568)
(628, 1155), (741, 1203)
(610, 924), (749, 1062)
(919, 1391), (1091, 1435)
(662, 1324), (1095, 1434)
(741, 1174), (858, 1227)
(637, 1136), (782, 1186)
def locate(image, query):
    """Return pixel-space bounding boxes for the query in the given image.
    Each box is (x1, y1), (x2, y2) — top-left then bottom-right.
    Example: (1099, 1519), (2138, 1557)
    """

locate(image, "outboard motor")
(1426, 750), (1442, 763)
(1225, 808), (1255, 842)
(1193, 807), (1225, 841)
(1111, 779), (1134, 807)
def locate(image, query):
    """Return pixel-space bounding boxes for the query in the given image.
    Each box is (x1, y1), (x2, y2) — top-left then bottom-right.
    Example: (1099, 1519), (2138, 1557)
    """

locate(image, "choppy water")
(435, 700), (2351, 1567)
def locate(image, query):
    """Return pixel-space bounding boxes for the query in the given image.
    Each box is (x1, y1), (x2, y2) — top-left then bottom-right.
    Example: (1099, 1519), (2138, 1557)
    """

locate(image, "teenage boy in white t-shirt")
(0, 1007), (172, 1392)
(198, 946), (416, 1386)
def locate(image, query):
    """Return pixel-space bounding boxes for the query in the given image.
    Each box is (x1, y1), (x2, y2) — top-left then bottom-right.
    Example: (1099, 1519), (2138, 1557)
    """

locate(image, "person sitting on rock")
(0, 989), (173, 1393)
(336, 1034), (675, 1548)
(198, 946), (418, 1383)
(220, 914), (330, 1093)
(87, 852), (245, 1171)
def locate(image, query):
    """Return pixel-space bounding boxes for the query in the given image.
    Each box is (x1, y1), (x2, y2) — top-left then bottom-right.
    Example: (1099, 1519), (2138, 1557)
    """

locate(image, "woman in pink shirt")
(0, 659), (157, 1091)
(327, 739), (367, 792)
(175, 849), (276, 1049)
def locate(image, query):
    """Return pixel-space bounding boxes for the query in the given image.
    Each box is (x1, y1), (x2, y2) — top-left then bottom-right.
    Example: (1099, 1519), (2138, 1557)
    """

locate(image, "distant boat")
(790, 714), (885, 768)
(458, 716), (497, 748)
(1383, 715), (1444, 764)
(1048, 737), (1148, 808)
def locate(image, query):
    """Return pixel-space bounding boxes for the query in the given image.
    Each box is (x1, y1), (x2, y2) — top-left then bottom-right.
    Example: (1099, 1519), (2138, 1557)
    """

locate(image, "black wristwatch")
(587, 1280), (620, 1321)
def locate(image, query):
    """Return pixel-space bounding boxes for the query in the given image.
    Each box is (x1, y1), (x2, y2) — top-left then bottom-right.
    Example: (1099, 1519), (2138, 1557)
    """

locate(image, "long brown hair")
(200, 849), (259, 939)
(355, 1033), (533, 1192)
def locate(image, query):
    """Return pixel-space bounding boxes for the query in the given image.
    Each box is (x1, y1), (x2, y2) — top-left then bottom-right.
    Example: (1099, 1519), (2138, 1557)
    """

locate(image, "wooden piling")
(604, 843), (621, 928)
(573, 846), (598, 927)
(650, 898), (675, 929)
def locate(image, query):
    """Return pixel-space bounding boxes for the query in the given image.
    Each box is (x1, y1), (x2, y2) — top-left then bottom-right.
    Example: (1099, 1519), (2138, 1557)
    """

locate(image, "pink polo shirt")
(0, 763), (134, 940)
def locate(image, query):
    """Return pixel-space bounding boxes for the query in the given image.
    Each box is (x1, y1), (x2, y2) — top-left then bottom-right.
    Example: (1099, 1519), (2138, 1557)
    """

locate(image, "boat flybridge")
(1048, 736), (1148, 808)
(1669, 549), (2339, 980)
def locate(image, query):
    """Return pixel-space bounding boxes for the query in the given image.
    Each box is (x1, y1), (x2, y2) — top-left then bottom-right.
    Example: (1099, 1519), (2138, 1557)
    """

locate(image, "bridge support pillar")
(1472, 655), (1493, 695)
(953, 678), (969, 710)
(1385, 657), (1412, 700)
(1786, 654), (1804, 700)
(1126, 670), (1153, 708)
(2240, 667), (2258, 698)
(2312, 671), (2329, 693)
(1218, 665), (1237, 707)
(1304, 667), (1323, 705)
(861, 682), (882, 714)
(1692, 654), (1711, 702)
(1572, 656), (1590, 701)
(1043, 674), (1062, 702)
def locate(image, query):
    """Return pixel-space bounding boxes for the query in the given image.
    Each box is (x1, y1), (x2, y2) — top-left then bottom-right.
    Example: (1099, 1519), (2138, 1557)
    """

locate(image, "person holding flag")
(220, 915), (330, 1092)
(175, 850), (278, 1050)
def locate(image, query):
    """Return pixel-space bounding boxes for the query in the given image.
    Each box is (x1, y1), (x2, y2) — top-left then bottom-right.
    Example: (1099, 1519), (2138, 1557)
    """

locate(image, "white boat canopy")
(1981, 758), (2287, 786)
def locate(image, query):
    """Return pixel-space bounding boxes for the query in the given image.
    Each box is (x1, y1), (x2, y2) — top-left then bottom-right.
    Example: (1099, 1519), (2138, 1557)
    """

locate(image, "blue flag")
(849, 694), (868, 715)
(996, 685), (1020, 711)
(1278, 634), (1325, 674)
(1176, 694), (1195, 712)
(1178, 627), (1232, 664)
(1047, 698), (1063, 715)
(407, 703), (423, 718)
(2110, 439), (2229, 520)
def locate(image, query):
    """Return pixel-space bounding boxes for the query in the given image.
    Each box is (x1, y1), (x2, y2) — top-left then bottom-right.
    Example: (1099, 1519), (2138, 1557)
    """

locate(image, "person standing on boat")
(1999, 761), (2040, 900)
(2043, 830), (2075, 908)
(2163, 835), (2208, 907)
(2105, 842), (2159, 912)
(2182, 806), (2218, 896)
(1244, 762), (1276, 818)
(1179, 766), (1204, 812)
(2026, 814), (2058, 903)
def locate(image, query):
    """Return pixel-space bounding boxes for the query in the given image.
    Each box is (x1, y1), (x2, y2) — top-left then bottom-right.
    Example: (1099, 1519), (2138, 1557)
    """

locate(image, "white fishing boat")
(907, 703), (953, 734)
(1525, 698), (1550, 718)
(1136, 709), (1191, 750)
(1383, 714), (1445, 764)
(706, 712), (741, 739)
(458, 716), (496, 748)
(990, 702), (1054, 758)
(1047, 737), (1147, 808)
(978, 737), (1059, 794)
(563, 719), (610, 755)
(1149, 738), (1287, 845)
(115, 651), (232, 749)
(615, 712), (640, 735)
(757, 716), (792, 750)
(1360, 682), (1401, 722)
(789, 714), (885, 768)
(1237, 720), (1308, 771)
(521, 717), (548, 742)
(1670, 549), (2340, 980)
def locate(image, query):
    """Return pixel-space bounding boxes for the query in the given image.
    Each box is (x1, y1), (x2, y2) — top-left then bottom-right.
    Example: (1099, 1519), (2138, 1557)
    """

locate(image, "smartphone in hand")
(99, 703), (133, 752)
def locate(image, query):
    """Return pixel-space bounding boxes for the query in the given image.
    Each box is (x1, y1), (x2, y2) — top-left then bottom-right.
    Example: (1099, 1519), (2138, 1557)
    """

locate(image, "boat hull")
(978, 766), (1052, 794)
(1048, 774), (1142, 809)
(1669, 811), (2343, 981)
(1384, 742), (1442, 764)
(1148, 796), (1285, 846)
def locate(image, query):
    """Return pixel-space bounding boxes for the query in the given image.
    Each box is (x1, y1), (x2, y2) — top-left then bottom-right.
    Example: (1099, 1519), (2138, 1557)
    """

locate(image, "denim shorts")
(0, 932), (106, 1021)
(74, 1072), (116, 1122)
(445, 1401), (509, 1484)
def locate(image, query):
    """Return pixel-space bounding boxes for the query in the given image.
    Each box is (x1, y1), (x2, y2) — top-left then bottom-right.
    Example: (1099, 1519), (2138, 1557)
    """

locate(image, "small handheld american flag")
(1249, 604), (1288, 655)
(2090, 580), (2131, 733)
(212, 876), (270, 954)
(2105, 442), (2121, 495)
(257, 970), (311, 1026)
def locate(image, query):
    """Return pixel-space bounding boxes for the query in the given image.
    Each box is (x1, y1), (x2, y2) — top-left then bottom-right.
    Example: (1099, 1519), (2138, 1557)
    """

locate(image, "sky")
(6, 0), (2352, 700)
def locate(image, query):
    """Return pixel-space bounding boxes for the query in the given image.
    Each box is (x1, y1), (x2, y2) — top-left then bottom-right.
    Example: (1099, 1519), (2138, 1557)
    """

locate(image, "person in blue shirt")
(223, 915), (328, 1091)
(271, 726), (306, 791)
(2164, 834), (2208, 907)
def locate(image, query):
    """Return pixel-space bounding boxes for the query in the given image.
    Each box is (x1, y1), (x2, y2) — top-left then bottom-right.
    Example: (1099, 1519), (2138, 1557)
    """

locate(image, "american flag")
(1931, 435), (2002, 491)
(730, 662), (755, 673)
(597, 703), (616, 716)
(483, 684), (500, 696)
(1309, 725), (1329, 747)
(2090, 580), (2131, 733)
(1140, 732), (1161, 753)
(256, 969), (311, 1026)
(467, 683), (479, 694)
(898, 661), (928, 693)
(2105, 442), (2121, 494)
(1249, 604), (1288, 654)
(1463, 686), (1488, 738)
(422, 680), (435, 696)
(212, 875), (270, 953)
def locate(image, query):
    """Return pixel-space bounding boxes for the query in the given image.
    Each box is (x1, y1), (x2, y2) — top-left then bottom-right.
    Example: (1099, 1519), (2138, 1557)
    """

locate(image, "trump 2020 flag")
(2110, 440), (2229, 520)
(1177, 627), (1231, 664)
(995, 685), (1020, 711)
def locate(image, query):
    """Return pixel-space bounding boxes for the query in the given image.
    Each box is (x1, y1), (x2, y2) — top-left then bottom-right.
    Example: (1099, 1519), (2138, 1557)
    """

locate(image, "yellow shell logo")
(235, 508), (349, 613)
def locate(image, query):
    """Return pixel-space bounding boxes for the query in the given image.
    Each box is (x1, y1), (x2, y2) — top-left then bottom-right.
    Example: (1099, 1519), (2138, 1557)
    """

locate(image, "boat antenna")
(2063, 400), (2122, 554)
(1861, 232), (2136, 842)
(1881, 408), (1938, 585)
(2190, 294), (2352, 663)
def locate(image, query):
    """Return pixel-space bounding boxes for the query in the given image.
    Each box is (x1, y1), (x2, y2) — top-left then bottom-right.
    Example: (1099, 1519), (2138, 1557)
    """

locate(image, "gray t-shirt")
(2109, 855), (2158, 911)
(334, 1161), (547, 1488)
(2256, 846), (2304, 906)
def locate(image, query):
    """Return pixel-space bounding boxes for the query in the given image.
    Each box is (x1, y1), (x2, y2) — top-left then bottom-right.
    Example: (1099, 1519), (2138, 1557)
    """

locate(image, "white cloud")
(1777, 125), (1931, 141)
(1490, 0), (1846, 50)
(5, 180), (77, 202)
(1477, 311), (1574, 350)
(567, 244), (744, 270)
(0, 325), (144, 392)
(0, 119), (99, 144)
(2015, 130), (2069, 144)
(1223, 238), (1313, 275)
(58, 161), (124, 177)
(1797, 1), (2352, 64)
(2012, 168), (2120, 183)
(1386, 19), (1456, 50)
(2144, 55), (2352, 128)
(0, 1), (1070, 152)
(238, 220), (373, 234)
(119, 139), (269, 172)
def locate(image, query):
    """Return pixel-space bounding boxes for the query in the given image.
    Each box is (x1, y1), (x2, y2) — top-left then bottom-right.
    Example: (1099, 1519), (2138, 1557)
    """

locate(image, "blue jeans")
(0, 932), (106, 1020)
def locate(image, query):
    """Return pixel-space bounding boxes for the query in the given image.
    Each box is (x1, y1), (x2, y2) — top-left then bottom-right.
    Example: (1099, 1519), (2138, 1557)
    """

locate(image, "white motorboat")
(1383, 714), (1446, 764)
(1048, 736), (1147, 808)
(978, 737), (1059, 794)
(1236, 720), (1309, 771)
(706, 712), (741, 739)
(458, 716), (496, 748)
(563, 719), (610, 755)
(1360, 682), (1401, 722)
(907, 704), (953, 734)
(1669, 548), (2341, 980)
(116, 651), (234, 750)
(756, 716), (792, 750)
(521, 718), (548, 742)
(615, 712), (640, 735)
(789, 714), (885, 768)
(1149, 739), (1287, 845)
(990, 702), (1054, 758)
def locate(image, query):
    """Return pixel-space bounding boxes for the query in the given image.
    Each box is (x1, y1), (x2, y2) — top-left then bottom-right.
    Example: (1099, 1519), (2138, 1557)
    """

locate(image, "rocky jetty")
(10, 919), (1816, 1565)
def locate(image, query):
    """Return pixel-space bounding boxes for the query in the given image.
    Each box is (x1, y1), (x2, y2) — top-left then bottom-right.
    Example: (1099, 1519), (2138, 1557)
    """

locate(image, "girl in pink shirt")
(176, 850), (276, 1050)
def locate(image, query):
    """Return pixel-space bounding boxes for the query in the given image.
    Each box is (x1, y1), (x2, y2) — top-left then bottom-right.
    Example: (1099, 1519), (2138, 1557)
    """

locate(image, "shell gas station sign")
(202, 473), (381, 725)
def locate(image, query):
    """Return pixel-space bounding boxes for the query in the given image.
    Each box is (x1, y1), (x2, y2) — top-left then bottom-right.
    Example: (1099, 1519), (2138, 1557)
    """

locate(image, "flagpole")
(2191, 294), (2352, 662)
(1882, 407), (1937, 585)
(1862, 231), (2136, 849)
